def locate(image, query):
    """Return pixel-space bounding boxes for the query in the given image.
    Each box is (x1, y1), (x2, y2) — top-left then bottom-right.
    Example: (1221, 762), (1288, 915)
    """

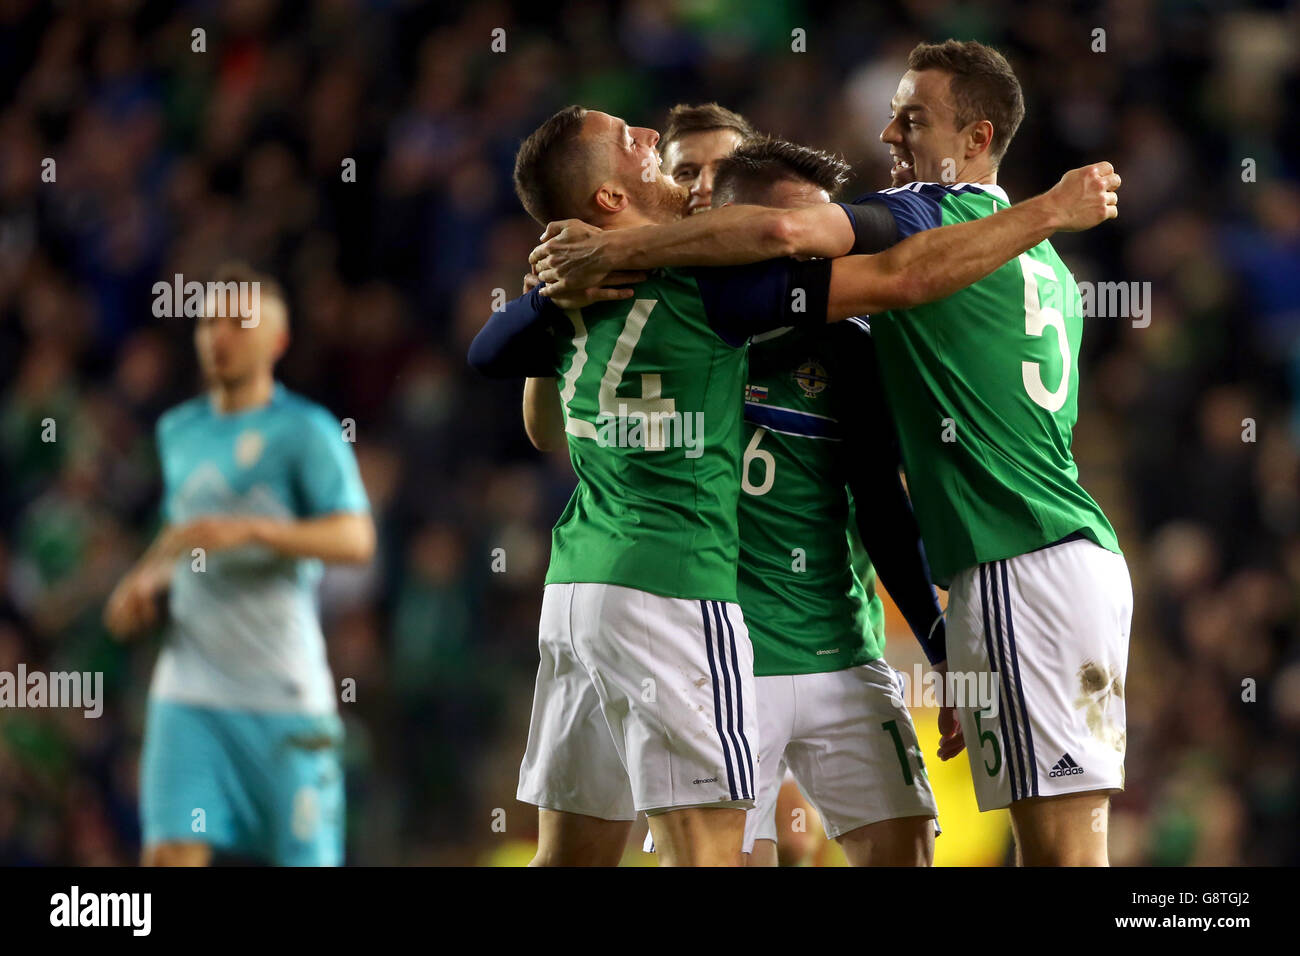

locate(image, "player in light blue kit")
(105, 264), (375, 866)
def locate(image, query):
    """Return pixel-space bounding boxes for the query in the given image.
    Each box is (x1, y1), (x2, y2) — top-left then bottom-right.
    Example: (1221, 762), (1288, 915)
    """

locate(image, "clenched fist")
(1043, 162), (1121, 232)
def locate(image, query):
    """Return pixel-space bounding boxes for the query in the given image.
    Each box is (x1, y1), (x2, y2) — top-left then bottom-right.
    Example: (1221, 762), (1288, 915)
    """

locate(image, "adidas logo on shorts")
(1049, 753), (1085, 777)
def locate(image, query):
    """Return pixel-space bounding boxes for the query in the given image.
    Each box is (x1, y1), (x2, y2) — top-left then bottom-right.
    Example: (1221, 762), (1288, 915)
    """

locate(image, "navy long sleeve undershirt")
(828, 323), (947, 664)
(466, 287), (561, 379)
(467, 259), (833, 378)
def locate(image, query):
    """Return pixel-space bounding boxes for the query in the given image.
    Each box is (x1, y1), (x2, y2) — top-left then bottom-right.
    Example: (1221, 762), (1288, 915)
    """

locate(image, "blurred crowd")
(0, 0), (1297, 865)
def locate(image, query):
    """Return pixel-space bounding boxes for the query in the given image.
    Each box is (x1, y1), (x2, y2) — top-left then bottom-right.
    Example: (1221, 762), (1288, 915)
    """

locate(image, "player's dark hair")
(513, 105), (591, 225)
(661, 102), (756, 153)
(908, 39), (1025, 165)
(710, 137), (852, 207)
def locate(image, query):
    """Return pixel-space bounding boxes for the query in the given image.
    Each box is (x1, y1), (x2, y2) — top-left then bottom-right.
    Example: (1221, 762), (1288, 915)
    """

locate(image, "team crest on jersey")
(793, 359), (829, 397)
(234, 429), (265, 468)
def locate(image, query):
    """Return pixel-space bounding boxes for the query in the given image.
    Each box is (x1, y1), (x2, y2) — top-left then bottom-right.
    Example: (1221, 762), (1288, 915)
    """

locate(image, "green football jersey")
(738, 324), (886, 676)
(850, 183), (1121, 587)
(543, 265), (796, 602)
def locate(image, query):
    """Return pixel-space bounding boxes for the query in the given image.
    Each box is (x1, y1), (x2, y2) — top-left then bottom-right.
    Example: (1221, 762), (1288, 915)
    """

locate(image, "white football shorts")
(945, 537), (1132, 811)
(743, 658), (938, 853)
(517, 582), (758, 819)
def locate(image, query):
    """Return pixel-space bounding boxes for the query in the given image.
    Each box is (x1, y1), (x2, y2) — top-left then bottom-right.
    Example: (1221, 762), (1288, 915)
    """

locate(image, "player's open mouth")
(892, 156), (912, 173)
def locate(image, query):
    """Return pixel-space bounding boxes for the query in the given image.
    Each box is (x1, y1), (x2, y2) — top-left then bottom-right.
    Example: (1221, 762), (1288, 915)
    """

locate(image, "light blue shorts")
(140, 698), (344, 865)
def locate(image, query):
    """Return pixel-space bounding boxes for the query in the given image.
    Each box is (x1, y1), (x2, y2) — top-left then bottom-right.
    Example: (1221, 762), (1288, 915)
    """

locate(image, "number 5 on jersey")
(1019, 253), (1073, 413)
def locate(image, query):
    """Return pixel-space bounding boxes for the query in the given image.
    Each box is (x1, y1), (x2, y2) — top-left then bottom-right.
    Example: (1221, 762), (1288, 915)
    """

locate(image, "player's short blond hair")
(513, 105), (592, 225)
(209, 261), (288, 328)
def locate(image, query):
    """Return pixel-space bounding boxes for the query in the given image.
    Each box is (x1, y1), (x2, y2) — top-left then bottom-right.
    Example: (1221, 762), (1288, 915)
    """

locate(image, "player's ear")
(967, 119), (994, 159)
(594, 182), (628, 215)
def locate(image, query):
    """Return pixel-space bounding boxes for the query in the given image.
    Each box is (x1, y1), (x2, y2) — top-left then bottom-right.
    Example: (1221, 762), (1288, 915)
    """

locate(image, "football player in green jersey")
(515, 104), (755, 449)
(529, 42), (1130, 867)
(474, 104), (1119, 866)
(710, 138), (948, 866)
(525, 134), (951, 867)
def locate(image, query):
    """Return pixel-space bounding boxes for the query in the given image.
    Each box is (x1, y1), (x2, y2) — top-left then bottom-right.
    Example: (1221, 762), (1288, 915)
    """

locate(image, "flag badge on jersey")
(793, 359), (829, 397)
(235, 429), (265, 468)
(745, 384), (769, 402)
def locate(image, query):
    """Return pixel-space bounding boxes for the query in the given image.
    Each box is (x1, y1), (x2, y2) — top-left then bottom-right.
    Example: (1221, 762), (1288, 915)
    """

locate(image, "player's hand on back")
(1044, 162), (1121, 232)
(541, 271), (649, 310)
(529, 219), (612, 295)
(523, 263), (643, 309)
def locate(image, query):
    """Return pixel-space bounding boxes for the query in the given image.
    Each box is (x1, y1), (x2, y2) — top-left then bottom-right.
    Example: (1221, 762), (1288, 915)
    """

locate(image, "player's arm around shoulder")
(468, 287), (560, 379)
(530, 203), (856, 296)
(824, 163), (1121, 319)
(742, 201), (858, 260)
(469, 280), (644, 379)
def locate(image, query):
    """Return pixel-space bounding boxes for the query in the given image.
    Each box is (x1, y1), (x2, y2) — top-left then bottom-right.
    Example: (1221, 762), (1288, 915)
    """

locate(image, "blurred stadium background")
(1, 0), (1298, 865)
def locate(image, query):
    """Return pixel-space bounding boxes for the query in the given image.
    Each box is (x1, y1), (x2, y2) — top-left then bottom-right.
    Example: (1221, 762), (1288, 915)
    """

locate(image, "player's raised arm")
(826, 162), (1119, 319)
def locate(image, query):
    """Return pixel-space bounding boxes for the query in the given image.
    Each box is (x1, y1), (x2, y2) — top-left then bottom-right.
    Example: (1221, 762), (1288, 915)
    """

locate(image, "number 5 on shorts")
(974, 708), (1001, 776)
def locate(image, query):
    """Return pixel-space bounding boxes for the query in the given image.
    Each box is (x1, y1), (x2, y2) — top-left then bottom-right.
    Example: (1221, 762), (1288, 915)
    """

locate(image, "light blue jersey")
(150, 383), (369, 715)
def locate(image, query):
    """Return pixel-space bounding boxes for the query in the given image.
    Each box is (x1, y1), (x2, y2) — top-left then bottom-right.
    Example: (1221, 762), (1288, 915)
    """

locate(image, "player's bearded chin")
(640, 176), (690, 221)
